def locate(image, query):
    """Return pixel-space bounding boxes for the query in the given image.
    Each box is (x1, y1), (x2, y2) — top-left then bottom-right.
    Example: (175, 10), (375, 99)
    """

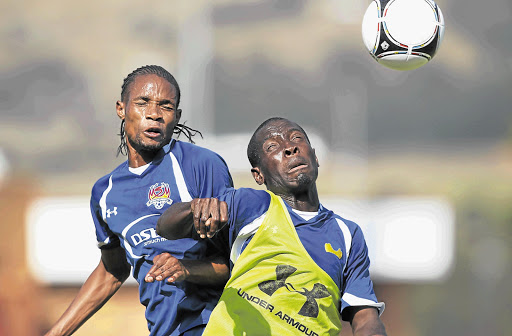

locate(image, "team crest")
(146, 182), (173, 209)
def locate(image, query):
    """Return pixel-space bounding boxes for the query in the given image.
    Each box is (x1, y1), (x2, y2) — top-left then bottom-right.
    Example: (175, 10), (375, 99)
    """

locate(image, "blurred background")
(1, 0), (511, 335)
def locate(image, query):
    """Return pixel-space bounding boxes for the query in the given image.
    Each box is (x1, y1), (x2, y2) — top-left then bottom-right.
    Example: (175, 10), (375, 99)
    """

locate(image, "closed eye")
(265, 143), (278, 152)
(133, 97), (149, 106)
(291, 134), (304, 142)
(160, 104), (174, 111)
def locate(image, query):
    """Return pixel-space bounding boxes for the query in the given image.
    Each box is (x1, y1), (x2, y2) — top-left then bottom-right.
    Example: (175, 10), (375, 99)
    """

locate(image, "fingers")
(166, 266), (187, 283)
(205, 199), (219, 238)
(205, 200), (228, 237)
(191, 198), (229, 239)
(155, 263), (184, 283)
(192, 198), (205, 238)
(192, 198), (208, 238)
(220, 201), (228, 228)
(145, 253), (168, 282)
(199, 198), (211, 238)
(145, 253), (187, 283)
(205, 199), (228, 238)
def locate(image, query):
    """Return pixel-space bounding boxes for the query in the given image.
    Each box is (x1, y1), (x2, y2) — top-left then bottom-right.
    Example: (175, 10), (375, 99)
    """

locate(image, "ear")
(251, 167), (265, 185)
(175, 108), (182, 123)
(313, 148), (320, 167)
(116, 100), (125, 120)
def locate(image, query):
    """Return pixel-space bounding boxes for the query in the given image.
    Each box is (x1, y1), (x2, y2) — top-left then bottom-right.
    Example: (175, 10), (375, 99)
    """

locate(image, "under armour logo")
(258, 264), (330, 318)
(106, 207), (118, 218)
(259, 265), (297, 296)
(295, 283), (330, 317)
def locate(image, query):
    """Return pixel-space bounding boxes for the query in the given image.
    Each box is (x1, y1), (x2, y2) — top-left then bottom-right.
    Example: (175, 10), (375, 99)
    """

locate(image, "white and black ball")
(362, 0), (445, 71)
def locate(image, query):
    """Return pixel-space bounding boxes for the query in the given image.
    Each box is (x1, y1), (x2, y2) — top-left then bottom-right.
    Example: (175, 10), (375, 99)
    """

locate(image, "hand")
(145, 253), (189, 283)
(191, 198), (228, 238)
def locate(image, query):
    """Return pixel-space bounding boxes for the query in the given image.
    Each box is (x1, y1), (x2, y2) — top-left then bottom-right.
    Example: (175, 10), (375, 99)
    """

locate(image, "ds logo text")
(131, 228), (164, 246)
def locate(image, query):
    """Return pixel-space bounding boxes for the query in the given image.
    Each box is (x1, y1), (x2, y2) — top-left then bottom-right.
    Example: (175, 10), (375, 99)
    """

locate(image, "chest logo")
(325, 243), (342, 259)
(146, 182), (173, 209)
(106, 207), (118, 218)
(258, 265), (330, 318)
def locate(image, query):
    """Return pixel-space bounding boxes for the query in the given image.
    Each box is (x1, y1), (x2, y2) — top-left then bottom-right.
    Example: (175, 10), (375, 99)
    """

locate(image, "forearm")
(156, 201), (194, 239)
(45, 247), (130, 336)
(352, 322), (387, 336)
(350, 307), (387, 336)
(45, 262), (126, 336)
(180, 255), (230, 285)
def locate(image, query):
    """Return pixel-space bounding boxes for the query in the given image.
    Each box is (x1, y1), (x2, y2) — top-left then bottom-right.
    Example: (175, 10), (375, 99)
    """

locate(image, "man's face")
(117, 74), (181, 154)
(253, 119), (319, 193)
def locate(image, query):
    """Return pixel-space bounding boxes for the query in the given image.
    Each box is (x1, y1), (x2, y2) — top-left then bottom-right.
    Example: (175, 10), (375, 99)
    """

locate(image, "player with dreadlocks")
(116, 65), (202, 156)
(45, 65), (233, 336)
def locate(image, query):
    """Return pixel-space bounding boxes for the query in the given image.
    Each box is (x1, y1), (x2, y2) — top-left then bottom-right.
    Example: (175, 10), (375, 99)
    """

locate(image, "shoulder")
(219, 187), (269, 203)
(233, 188), (270, 204)
(174, 140), (226, 162)
(171, 141), (230, 176)
(220, 188), (270, 221)
(91, 162), (127, 199)
(322, 206), (364, 238)
(231, 188), (270, 216)
(222, 189), (270, 240)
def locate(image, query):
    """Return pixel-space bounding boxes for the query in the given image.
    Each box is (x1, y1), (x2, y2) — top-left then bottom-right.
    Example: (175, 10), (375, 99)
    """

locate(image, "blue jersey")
(90, 139), (233, 335)
(217, 188), (384, 319)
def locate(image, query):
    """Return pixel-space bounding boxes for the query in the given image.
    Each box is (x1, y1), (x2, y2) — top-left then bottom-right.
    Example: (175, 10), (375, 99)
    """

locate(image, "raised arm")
(156, 201), (195, 239)
(156, 198), (228, 240)
(44, 246), (131, 336)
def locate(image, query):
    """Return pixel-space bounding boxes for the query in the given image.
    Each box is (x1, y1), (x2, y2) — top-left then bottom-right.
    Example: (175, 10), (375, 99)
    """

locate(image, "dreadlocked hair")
(116, 65), (202, 156)
(174, 121), (203, 144)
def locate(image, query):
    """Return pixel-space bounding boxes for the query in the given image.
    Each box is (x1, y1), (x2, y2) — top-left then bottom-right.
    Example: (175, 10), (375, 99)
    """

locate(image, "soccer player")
(45, 65), (233, 336)
(153, 117), (387, 336)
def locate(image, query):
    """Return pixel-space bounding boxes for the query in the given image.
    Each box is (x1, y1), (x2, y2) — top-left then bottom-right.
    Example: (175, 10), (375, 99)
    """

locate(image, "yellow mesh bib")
(204, 191), (342, 336)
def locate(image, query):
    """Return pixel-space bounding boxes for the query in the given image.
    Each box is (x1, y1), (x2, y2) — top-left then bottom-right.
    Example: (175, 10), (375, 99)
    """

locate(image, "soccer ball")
(362, 0), (445, 71)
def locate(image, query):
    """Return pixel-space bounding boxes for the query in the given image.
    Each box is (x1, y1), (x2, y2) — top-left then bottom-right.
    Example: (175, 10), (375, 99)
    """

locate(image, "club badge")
(146, 182), (173, 209)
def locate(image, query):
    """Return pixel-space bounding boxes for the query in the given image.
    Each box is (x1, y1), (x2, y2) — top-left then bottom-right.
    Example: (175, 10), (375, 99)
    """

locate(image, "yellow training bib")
(204, 191), (342, 336)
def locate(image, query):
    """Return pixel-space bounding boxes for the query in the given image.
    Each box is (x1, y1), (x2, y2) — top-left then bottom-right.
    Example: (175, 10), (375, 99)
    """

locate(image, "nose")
(145, 102), (162, 120)
(284, 144), (299, 157)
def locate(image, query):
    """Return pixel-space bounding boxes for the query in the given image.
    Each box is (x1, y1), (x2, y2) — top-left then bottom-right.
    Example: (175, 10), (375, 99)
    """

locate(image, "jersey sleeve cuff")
(341, 292), (386, 317)
(97, 237), (121, 249)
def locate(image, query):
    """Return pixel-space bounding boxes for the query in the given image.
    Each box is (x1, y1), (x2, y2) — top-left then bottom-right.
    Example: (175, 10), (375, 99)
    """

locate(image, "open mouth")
(144, 127), (162, 138)
(288, 162), (308, 174)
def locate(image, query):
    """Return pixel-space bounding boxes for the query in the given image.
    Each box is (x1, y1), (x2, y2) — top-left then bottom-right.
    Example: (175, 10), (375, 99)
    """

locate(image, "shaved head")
(247, 117), (310, 168)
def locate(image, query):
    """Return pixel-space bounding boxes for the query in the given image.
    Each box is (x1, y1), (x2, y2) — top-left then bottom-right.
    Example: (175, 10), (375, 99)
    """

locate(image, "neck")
(127, 146), (158, 168)
(274, 185), (320, 212)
